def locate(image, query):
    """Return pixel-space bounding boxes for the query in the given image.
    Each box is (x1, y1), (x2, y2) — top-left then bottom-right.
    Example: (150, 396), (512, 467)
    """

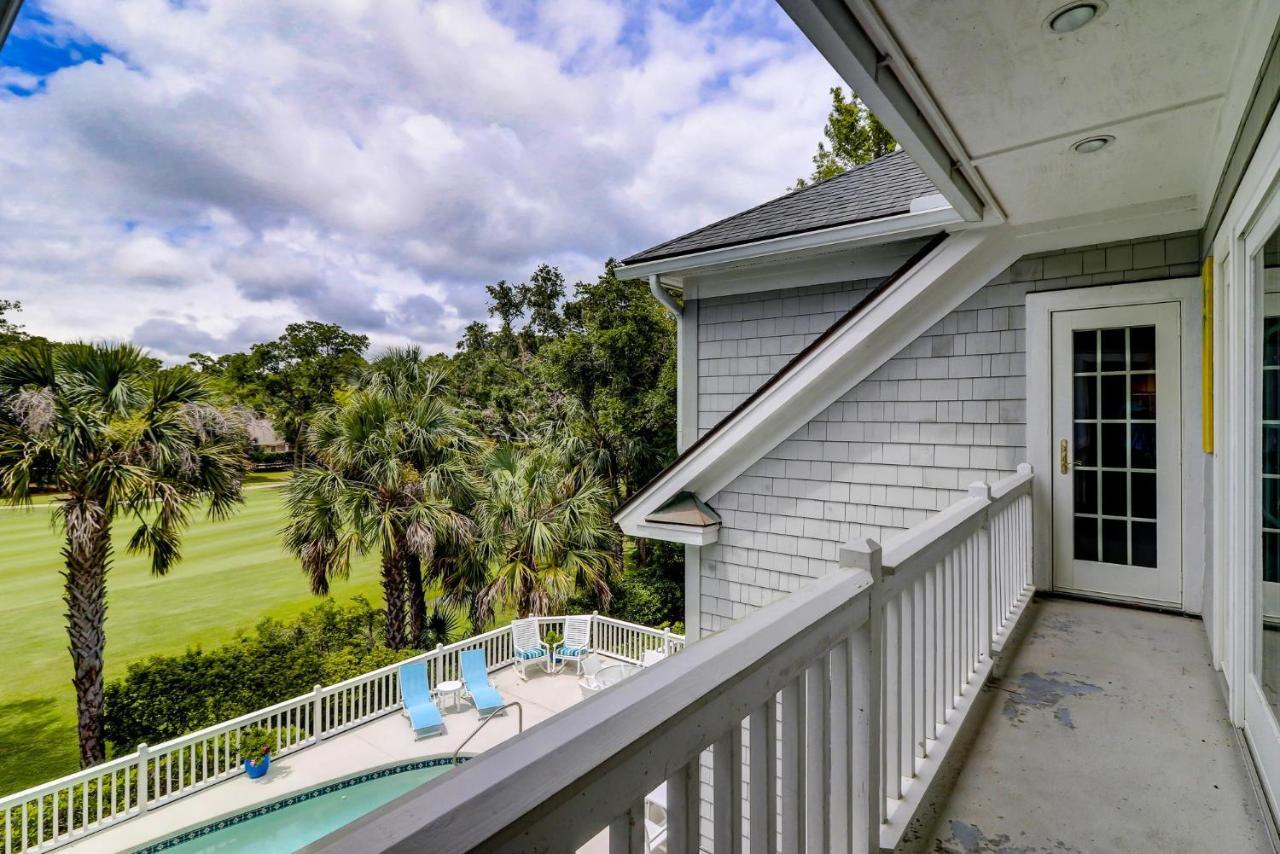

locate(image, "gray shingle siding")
(694, 232), (1199, 634)
(696, 279), (882, 434)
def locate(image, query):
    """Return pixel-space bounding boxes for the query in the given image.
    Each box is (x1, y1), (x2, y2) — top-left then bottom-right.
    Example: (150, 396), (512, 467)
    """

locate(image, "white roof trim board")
(616, 204), (961, 281)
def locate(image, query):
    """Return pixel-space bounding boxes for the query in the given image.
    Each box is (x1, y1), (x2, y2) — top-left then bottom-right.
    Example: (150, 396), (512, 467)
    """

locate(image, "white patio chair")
(556, 615), (592, 675)
(511, 618), (550, 679)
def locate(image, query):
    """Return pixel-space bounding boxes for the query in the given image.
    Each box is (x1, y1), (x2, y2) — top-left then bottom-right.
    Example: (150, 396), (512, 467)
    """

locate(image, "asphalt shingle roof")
(622, 149), (937, 265)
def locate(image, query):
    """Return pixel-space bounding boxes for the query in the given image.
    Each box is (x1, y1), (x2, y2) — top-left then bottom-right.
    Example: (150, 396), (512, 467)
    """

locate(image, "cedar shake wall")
(693, 231), (1200, 634)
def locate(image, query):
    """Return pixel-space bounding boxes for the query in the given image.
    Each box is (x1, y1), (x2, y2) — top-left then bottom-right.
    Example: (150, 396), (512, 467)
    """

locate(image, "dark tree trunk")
(63, 502), (111, 767)
(381, 551), (407, 649)
(404, 553), (425, 648)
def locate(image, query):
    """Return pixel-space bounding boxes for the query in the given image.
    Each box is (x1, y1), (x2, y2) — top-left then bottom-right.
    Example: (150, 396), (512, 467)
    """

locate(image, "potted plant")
(240, 726), (274, 779)
(543, 629), (564, 665)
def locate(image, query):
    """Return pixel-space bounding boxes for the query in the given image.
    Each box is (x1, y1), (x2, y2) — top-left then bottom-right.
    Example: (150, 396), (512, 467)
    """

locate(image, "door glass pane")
(1071, 323), (1158, 566)
(1258, 228), (1280, 719)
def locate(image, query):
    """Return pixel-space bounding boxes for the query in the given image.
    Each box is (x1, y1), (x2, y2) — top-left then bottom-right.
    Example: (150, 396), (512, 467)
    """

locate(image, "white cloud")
(0, 0), (840, 361)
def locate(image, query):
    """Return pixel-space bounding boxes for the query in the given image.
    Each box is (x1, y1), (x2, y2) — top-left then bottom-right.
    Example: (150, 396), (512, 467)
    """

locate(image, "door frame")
(1027, 278), (1208, 612)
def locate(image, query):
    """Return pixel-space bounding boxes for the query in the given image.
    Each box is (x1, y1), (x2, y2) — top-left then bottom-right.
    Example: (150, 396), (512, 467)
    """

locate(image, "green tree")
(0, 299), (26, 345)
(794, 87), (896, 189)
(541, 261), (677, 509)
(189, 322), (369, 463)
(472, 438), (618, 620)
(0, 342), (247, 766)
(282, 363), (475, 649)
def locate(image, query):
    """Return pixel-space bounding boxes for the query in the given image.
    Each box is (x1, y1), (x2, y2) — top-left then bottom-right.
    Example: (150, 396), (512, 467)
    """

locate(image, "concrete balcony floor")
(902, 597), (1275, 853)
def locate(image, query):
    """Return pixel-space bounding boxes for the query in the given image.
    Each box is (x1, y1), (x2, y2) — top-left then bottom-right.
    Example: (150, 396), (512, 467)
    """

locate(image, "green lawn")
(0, 479), (389, 797)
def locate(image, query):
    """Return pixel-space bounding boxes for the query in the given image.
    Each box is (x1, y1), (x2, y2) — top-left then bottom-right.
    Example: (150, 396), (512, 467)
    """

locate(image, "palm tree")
(0, 342), (247, 766)
(472, 437), (618, 620)
(283, 362), (475, 649)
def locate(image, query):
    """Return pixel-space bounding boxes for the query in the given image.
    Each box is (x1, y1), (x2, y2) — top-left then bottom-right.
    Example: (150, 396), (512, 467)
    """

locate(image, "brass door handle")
(1060, 439), (1069, 474)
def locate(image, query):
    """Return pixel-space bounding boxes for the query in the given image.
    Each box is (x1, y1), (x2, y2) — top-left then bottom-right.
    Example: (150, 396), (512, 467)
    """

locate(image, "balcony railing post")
(312, 685), (324, 741)
(968, 481), (993, 661)
(663, 626), (672, 657)
(666, 758), (701, 854)
(841, 537), (883, 848)
(136, 744), (149, 812)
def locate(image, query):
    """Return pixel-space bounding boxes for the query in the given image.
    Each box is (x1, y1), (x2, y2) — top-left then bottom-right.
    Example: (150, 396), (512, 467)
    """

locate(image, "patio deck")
(900, 597), (1275, 853)
(62, 658), (617, 853)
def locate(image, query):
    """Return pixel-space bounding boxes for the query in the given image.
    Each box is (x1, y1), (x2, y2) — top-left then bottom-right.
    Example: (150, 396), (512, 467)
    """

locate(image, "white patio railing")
(309, 464), (1034, 854)
(0, 614), (682, 854)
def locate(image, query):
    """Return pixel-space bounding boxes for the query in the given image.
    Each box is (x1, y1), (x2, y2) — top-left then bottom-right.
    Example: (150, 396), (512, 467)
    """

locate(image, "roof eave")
(1, 0), (25, 52)
(776, 0), (994, 224)
(627, 519), (720, 547)
(616, 203), (962, 282)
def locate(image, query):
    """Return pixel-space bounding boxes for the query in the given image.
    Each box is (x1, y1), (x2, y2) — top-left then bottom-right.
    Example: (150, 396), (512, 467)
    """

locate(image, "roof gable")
(615, 227), (1024, 541)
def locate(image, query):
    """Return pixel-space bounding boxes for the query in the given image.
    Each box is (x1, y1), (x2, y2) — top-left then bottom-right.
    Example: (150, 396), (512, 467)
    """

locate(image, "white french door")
(1050, 303), (1183, 607)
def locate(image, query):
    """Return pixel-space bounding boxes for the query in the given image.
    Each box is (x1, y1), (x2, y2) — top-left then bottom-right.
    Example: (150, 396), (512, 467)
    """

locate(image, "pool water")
(160, 765), (451, 853)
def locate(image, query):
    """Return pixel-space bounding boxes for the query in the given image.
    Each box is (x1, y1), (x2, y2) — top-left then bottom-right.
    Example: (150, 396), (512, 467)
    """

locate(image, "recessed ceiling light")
(1072, 135), (1114, 154)
(1046, 1), (1106, 35)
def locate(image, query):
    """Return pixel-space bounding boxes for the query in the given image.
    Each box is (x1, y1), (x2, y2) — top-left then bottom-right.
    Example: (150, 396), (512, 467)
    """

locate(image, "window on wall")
(1266, 314), (1280, 585)
(1072, 325), (1158, 567)
(1258, 228), (1280, 714)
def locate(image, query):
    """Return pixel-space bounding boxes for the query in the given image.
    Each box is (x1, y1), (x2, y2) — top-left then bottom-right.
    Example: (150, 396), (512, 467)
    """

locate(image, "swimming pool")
(140, 757), (459, 853)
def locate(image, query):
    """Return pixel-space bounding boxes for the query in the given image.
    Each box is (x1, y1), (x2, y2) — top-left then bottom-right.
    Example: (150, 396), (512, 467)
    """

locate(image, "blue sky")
(0, 0), (837, 361)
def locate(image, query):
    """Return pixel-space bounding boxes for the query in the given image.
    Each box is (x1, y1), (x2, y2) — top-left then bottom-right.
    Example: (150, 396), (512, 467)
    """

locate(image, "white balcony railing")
(312, 464), (1034, 854)
(0, 614), (682, 854)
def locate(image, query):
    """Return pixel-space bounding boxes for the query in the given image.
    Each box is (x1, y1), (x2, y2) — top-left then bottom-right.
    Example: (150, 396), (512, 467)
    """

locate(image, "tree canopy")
(189, 321), (369, 462)
(794, 86), (896, 189)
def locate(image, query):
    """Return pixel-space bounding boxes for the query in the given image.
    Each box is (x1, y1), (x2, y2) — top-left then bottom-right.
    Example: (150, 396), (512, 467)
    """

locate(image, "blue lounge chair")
(460, 648), (505, 716)
(398, 662), (444, 739)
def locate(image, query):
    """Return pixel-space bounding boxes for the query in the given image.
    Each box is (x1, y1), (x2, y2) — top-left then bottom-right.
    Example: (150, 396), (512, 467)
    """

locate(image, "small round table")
(436, 679), (463, 712)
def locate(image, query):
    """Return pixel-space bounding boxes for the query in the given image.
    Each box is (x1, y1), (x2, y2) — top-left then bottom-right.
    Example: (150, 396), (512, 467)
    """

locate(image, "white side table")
(436, 679), (463, 713)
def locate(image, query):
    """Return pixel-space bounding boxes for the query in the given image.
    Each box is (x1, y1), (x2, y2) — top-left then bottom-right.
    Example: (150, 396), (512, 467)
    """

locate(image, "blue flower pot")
(244, 755), (270, 779)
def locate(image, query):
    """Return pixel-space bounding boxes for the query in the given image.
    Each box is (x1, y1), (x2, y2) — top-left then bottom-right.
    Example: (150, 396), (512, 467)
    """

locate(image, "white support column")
(780, 676), (806, 853)
(748, 699), (778, 854)
(609, 799), (645, 853)
(678, 296), (699, 453)
(685, 545), (702, 642)
(713, 727), (743, 853)
(840, 538), (883, 845)
(968, 481), (993, 661)
(667, 758), (701, 854)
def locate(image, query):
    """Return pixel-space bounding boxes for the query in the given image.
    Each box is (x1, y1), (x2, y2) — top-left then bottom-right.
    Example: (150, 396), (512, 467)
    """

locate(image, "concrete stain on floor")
(998, 671), (1103, 727)
(933, 819), (1081, 854)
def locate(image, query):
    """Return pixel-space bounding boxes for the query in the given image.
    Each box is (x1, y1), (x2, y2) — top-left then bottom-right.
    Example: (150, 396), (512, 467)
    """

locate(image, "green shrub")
(103, 597), (415, 753)
(576, 540), (684, 628)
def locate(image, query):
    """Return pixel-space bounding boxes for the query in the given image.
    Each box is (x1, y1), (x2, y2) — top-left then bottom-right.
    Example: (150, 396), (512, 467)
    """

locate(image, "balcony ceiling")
(861, 0), (1265, 225)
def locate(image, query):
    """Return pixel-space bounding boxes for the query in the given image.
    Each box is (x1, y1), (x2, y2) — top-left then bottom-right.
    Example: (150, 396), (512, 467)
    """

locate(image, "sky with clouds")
(0, 0), (839, 362)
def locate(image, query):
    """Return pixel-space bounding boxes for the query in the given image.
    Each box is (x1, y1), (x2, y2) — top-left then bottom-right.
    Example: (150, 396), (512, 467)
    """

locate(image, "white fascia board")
(615, 205), (961, 282)
(616, 228), (1022, 538)
(627, 520), (720, 546)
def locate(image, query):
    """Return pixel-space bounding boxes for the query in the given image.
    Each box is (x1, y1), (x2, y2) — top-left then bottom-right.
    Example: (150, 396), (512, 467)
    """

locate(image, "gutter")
(648, 275), (680, 316)
(617, 203), (961, 281)
(0, 0), (24, 52)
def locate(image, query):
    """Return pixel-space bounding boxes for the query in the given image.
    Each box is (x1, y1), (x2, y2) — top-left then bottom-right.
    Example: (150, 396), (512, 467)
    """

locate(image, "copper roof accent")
(645, 492), (722, 528)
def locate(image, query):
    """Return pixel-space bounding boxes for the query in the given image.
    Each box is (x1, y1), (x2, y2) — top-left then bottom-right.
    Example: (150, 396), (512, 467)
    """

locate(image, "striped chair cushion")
(518, 648), (545, 660)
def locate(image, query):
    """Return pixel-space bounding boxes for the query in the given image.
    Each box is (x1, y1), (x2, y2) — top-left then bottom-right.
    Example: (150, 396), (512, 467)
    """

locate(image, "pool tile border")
(135, 755), (468, 853)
